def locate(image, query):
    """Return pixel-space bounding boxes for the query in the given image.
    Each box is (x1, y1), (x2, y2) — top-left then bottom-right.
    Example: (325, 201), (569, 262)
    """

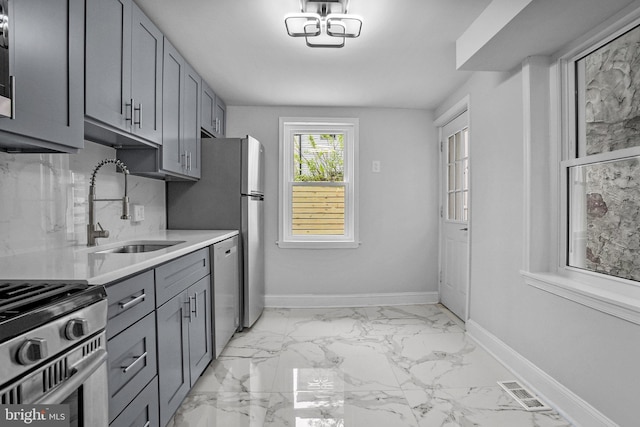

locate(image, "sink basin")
(94, 240), (185, 254)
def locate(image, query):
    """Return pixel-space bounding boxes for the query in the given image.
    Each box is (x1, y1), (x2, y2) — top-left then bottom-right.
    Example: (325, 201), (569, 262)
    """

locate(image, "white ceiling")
(134, 0), (492, 110)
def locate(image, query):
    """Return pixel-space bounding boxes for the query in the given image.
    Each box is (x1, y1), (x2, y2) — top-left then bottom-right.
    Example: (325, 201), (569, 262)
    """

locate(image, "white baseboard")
(265, 291), (439, 308)
(466, 320), (617, 427)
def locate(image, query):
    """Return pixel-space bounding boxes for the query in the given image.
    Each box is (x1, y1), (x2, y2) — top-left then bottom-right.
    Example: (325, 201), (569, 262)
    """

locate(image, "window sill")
(277, 240), (360, 249)
(521, 270), (640, 325)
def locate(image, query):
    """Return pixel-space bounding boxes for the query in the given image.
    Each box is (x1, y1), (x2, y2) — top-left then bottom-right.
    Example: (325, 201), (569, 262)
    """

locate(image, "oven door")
(35, 348), (108, 427)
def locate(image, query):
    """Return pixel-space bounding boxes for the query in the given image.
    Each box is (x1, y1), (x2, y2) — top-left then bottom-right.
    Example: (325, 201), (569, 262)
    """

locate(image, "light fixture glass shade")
(326, 14), (362, 38)
(285, 13), (321, 37)
(306, 31), (345, 48)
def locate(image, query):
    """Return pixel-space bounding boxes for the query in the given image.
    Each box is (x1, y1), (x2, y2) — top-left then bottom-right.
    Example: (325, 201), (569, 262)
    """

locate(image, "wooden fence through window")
(292, 186), (345, 235)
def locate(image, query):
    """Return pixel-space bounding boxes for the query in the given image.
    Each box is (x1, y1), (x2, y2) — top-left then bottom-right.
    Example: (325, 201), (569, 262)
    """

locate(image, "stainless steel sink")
(94, 241), (185, 254)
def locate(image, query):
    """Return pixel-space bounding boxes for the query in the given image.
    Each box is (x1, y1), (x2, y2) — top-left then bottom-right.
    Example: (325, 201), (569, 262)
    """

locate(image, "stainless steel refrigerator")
(166, 136), (265, 328)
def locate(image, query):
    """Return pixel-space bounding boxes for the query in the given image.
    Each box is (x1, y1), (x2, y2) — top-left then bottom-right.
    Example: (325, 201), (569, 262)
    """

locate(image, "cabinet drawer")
(107, 313), (157, 423)
(106, 270), (155, 339)
(110, 376), (159, 427)
(155, 247), (210, 306)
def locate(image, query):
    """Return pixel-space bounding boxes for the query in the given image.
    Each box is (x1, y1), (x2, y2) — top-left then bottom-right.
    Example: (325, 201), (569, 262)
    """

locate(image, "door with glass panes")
(439, 111), (469, 321)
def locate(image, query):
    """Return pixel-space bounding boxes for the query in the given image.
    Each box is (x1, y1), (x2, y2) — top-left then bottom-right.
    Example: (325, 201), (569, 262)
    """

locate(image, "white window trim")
(520, 7), (640, 325)
(278, 117), (359, 249)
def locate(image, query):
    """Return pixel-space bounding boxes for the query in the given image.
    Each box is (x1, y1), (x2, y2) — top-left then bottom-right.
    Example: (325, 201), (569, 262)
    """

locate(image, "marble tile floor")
(168, 305), (572, 427)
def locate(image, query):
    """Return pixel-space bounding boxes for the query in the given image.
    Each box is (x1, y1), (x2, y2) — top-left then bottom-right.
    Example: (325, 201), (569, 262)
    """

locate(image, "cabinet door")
(130, 4), (162, 145)
(161, 39), (184, 174)
(156, 290), (190, 427)
(0, 0), (84, 151)
(188, 276), (213, 384)
(85, 0), (131, 134)
(201, 80), (215, 136)
(213, 237), (240, 357)
(214, 95), (226, 137)
(183, 62), (201, 178)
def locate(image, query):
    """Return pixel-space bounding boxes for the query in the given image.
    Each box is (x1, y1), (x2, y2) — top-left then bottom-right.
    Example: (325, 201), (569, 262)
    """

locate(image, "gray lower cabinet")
(157, 275), (213, 426)
(155, 247), (210, 305)
(110, 377), (159, 427)
(106, 271), (159, 427)
(213, 236), (240, 357)
(104, 245), (233, 427)
(0, 0), (84, 153)
(107, 312), (158, 424)
(85, 0), (163, 147)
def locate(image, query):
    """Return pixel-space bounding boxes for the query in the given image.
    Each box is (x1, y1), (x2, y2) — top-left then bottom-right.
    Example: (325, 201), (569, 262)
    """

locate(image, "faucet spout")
(87, 159), (131, 247)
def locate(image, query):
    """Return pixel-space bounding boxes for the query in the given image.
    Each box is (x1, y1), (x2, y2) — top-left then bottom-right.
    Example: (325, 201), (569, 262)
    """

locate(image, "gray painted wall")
(436, 70), (640, 426)
(227, 106), (438, 302)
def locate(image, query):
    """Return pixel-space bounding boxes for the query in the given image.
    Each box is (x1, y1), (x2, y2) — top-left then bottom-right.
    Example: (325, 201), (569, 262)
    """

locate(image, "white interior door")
(439, 111), (469, 321)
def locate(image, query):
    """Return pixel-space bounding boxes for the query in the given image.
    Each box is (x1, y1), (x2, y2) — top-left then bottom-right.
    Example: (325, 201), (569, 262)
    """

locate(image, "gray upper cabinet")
(201, 81), (215, 136)
(201, 79), (226, 138)
(214, 95), (226, 137)
(0, 0), (84, 153)
(129, 5), (163, 144)
(183, 62), (201, 179)
(156, 37), (200, 179)
(85, 0), (162, 147)
(160, 39), (184, 175)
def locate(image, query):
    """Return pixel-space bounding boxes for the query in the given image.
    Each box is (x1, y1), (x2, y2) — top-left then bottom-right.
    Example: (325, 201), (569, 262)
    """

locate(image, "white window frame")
(521, 9), (640, 326)
(278, 117), (359, 249)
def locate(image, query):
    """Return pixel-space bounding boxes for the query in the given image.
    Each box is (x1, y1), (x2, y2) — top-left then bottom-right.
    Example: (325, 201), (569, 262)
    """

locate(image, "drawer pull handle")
(119, 293), (146, 310)
(121, 351), (148, 373)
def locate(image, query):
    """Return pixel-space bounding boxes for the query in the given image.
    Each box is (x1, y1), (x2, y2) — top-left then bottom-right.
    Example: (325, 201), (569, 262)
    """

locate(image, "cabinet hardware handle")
(9, 75), (15, 119)
(185, 299), (193, 322)
(459, 227), (468, 231)
(193, 292), (199, 318)
(180, 151), (186, 168)
(121, 351), (147, 373)
(125, 98), (134, 123)
(134, 102), (142, 129)
(119, 293), (146, 310)
(143, 422), (150, 427)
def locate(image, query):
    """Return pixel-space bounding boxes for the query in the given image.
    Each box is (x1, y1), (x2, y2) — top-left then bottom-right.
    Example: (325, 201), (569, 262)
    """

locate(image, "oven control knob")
(65, 318), (89, 340)
(17, 338), (48, 365)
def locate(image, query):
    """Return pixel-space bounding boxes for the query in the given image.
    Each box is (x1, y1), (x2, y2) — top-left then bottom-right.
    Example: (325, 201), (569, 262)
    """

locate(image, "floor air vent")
(498, 380), (551, 412)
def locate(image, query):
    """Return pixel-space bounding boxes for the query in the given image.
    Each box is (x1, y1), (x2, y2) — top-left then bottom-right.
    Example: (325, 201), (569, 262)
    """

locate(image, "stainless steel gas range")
(0, 282), (108, 427)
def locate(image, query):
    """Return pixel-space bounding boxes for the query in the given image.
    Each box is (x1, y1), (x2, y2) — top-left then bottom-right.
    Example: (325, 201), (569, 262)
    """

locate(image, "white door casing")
(438, 107), (470, 321)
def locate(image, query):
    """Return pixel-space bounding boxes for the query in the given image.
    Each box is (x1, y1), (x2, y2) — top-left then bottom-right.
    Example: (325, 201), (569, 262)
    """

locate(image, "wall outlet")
(132, 204), (145, 222)
(372, 160), (381, 173)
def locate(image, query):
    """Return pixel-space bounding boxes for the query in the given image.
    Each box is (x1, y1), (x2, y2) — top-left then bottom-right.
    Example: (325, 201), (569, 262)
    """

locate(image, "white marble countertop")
(0, 230), (239, 285)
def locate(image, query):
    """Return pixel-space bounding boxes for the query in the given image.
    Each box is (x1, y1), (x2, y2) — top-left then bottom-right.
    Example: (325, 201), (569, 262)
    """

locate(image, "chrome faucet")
(87, 159), (131, 246)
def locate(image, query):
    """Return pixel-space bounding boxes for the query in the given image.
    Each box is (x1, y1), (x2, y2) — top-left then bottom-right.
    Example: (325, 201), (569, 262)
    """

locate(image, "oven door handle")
(34, 349), (107, 405)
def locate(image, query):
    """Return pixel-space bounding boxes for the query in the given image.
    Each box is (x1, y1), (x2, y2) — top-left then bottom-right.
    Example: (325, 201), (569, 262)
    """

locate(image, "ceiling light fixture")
(285, 0), (362, 48)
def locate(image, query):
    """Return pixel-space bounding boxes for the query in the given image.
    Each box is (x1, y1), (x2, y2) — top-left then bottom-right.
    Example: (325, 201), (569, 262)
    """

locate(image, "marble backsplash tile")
(0, 141), (166, 257)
